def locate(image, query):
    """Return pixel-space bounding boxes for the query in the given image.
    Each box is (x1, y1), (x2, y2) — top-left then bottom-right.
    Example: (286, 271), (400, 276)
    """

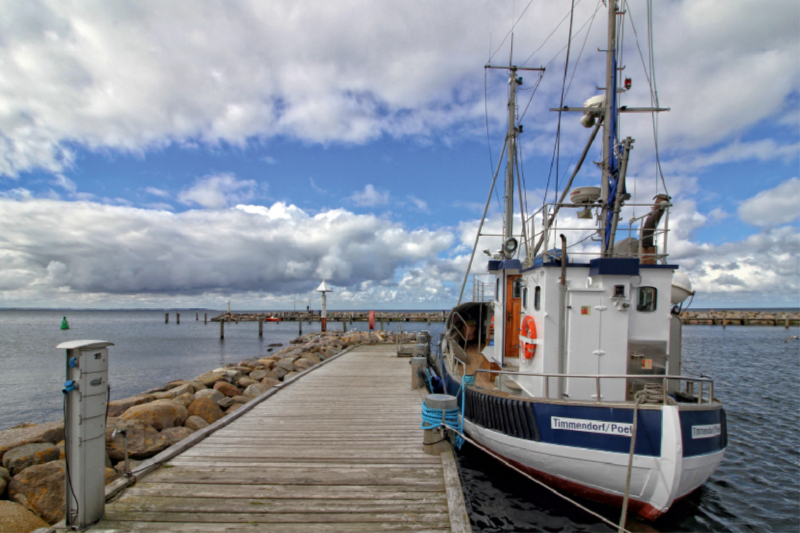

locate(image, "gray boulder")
(260, 377), (280, 388)
(105, 419), (169, 461)
(217, 397), (236, 409)
(107, 394), (156, 417)
(8, 460), (66, 524)
(249, 369), (270, 381)
(160, 427), (195, 446)
(243, 383), (270, 399)
(294, 358), (315, 371)
(0, 422), (64, 463)
(2, 443), (60, 476)
(119, 399), (188, 430)
(195, 389), (224, 403)
(274, 359), (297, 372)
(184, 416), (209, 431)
(0, 499), (49, 530)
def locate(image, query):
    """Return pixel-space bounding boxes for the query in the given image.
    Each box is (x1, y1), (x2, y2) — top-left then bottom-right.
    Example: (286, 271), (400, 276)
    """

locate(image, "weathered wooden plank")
(169, 458), (439, 468)
(442, 448), (472, 533)
(102, 510), (450, 524)
(143, 466), (446, 487)
(95, 520), (450, 532)
(125, 483), (448, 500)
(112, 496), (448, 514)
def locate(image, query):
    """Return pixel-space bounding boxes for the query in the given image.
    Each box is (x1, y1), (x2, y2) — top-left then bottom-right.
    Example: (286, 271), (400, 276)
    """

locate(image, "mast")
(600, 0), (618, 256)
(504, 67), (518, 243)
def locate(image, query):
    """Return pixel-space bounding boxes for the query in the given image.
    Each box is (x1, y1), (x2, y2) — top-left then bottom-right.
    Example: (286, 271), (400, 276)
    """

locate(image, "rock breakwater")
(0, 329), (415, 529)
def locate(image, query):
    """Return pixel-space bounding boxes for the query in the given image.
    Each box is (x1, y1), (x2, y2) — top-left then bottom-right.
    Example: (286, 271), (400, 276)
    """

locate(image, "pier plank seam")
(80, 344), (469, 532)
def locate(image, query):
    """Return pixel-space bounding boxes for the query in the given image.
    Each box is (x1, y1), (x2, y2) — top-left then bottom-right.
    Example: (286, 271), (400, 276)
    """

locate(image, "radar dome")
(671, 272), (694, 304)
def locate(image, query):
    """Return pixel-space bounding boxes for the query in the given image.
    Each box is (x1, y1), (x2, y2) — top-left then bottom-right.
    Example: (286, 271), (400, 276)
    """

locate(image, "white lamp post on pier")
(315, 280), (333, 332)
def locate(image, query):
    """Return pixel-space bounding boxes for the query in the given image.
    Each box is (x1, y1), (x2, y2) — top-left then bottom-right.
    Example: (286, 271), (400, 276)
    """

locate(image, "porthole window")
(522, 287), (528, 308)
(534, 286), (541, 311)
(637, 287), (657, 312)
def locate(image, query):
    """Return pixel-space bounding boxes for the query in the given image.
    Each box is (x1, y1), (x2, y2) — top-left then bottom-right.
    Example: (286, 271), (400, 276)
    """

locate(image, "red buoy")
(368, 310), (376, 330)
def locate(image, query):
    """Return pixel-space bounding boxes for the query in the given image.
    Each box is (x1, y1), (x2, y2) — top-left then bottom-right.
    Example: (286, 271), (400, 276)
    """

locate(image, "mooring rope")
(619, 383), (673, 532)
(421, 402), (464, 448)
(445, 424), (633, 533)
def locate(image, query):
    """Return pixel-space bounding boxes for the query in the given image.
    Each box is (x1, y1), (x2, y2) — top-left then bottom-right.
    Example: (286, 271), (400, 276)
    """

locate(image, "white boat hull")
(462, 404), (725, 520)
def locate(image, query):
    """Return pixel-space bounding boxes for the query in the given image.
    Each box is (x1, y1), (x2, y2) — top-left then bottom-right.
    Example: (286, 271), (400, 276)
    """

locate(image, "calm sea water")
(1, 311), (797, 531)
(0, 309), (434, 430)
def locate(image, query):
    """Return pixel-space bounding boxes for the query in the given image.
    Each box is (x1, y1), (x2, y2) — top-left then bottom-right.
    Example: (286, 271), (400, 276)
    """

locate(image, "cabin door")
(504, 276), (522, 358)
(566, 291), (602, 400)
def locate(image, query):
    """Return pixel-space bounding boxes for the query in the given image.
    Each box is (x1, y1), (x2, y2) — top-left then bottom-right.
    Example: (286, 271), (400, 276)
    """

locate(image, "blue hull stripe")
(441, 358), (662, 457)
(679, 408), (727, 457)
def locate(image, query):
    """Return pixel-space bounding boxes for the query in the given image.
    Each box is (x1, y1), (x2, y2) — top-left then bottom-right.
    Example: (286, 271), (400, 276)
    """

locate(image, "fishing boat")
(433, 1), (726, 521)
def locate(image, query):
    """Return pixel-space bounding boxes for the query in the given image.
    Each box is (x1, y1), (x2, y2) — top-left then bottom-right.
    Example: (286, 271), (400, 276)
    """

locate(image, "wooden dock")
(87, 344), (470, 532)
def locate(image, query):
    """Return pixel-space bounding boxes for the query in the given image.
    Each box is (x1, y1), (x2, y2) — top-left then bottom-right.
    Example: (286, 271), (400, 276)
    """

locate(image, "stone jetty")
(679, 310), (799, 326)
(212, 310), (447, 323)
(0, 329), (417, 530)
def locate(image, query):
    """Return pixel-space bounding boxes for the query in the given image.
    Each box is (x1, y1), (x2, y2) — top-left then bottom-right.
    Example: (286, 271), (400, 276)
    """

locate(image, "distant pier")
(679, 310), (799, 327)
(211, 311), (447, 324)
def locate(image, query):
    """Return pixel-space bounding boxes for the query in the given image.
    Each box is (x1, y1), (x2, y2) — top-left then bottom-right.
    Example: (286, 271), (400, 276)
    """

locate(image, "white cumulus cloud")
(738, 177), (800, 227)
(178, 173), (258, 209)
(350, 184), (388, 207)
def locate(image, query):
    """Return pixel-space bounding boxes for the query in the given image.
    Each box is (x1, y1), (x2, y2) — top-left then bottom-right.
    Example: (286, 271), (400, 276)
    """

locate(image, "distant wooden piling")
(176, 313), (180, 325)
(298, 321), (302, 335)
(165, 313), (168, 324)
(196, 312), (198, 321)
(343, 320), (347, 332)
(220, 320), (224, 340)
(204, 313), (207, 324)
(258, 318), (263, 338)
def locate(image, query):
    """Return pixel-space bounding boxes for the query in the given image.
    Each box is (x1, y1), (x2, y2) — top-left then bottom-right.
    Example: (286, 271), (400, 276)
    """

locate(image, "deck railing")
(473, 369), (716, 406)
(522, 201), (672, 265)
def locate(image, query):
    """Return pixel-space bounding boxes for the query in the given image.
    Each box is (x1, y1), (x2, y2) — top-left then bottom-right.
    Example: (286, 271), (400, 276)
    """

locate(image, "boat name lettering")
(550, 416), (632, 436)
(691, 424), (721, 439)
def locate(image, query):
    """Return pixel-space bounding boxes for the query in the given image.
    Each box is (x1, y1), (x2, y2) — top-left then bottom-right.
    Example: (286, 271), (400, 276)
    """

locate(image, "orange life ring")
(368, 310), (376, 330)
(520, 315), (537, 360)
(490, 315), (494, 333)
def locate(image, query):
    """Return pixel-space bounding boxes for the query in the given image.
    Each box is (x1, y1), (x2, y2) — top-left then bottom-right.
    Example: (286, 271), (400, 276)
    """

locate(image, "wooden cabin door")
(505, 275), (522, 358)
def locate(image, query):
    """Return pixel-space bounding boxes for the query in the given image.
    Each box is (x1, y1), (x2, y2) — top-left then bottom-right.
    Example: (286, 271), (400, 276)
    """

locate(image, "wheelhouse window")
(513, 279), (523, 299)
(495, 279), (500, 301)
(637, 287), (657, 312)
(522, 287), (528, 309)
(534, 286), (541, 311)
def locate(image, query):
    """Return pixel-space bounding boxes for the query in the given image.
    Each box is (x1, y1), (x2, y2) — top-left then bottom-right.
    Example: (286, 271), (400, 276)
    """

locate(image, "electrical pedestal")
(58, 340), (114, 529)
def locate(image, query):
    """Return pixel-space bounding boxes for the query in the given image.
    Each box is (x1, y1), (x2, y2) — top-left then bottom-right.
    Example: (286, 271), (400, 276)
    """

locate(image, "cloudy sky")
(0, 0), (797, 310)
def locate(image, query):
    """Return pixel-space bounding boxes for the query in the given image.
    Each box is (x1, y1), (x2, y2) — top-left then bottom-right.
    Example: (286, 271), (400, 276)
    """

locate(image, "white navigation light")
(671, 271), (694, 304)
